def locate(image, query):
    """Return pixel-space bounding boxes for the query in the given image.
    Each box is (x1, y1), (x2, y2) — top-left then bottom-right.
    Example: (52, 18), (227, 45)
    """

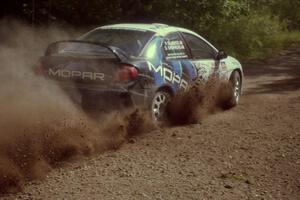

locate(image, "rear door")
(161, 32), (195, 91)
(180, 32), (219, 81)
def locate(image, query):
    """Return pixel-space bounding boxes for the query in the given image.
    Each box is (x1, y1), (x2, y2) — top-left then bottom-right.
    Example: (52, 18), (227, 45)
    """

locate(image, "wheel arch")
(156, 85), (175, 97)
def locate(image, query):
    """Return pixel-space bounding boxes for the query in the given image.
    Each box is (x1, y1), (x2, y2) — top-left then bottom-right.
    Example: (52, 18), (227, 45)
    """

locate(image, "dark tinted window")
(46, 41), (115, 58)
(182, 33), (217, 59)
(163, 33), (189, 59)
(79, 29), (154, 57)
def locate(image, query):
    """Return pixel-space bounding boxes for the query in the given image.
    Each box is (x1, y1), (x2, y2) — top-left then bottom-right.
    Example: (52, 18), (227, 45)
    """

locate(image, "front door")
(180, 32), (219, 81)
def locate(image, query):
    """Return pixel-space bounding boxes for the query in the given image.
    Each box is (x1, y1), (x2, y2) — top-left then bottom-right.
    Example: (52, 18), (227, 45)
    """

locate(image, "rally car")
(36, 23), (243, 121)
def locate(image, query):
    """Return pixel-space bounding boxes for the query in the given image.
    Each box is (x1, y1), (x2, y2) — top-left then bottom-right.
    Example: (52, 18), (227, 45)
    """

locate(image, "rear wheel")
(151, 90), (171, 122)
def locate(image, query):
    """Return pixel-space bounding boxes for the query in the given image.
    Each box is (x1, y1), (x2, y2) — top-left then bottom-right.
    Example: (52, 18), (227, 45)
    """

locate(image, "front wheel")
(151, 90), (171, 122)
(226, 71), (242, 108)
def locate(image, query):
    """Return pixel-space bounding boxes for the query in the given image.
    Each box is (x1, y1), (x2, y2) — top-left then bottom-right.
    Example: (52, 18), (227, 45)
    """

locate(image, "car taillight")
(115, 64), (138, 82)
(34, 61), (44, 75)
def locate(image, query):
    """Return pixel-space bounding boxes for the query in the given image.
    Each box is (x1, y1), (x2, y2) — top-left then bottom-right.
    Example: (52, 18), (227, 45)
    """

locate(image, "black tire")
(151, 90), (171, 122)
(226, 70), (242, 108)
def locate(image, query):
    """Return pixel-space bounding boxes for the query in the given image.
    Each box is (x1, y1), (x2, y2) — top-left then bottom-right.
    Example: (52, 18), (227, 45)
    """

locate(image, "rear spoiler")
(45, 40), (128, 61)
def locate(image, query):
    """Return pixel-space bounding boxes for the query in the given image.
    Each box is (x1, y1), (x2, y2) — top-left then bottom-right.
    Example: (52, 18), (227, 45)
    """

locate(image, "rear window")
(163, 33), (189, 59)
(46, 41), (116, 58)
(79, 29), (154, 57)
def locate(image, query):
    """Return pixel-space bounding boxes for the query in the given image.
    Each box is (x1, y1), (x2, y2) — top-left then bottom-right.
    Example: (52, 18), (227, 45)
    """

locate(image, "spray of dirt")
(0, 19), (153, 194)
(166, 78), (233, 126)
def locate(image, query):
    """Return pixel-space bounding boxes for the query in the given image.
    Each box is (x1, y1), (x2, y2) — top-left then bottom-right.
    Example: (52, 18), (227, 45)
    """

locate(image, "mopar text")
(147, 62), (188, 90)
(48, 69), (105, 81)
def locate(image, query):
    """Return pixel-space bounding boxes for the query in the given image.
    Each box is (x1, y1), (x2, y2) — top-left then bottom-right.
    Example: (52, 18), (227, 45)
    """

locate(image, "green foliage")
(277, 31), (300, 44)
(206, 13), (284, 60)
(271, 0), (300, 30)
(2, 0), (299, 60)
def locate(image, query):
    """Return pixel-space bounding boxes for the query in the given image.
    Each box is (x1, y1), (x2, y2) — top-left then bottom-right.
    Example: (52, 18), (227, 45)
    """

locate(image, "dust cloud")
(166, 78), (233, 126)
(0, 19), (152, 194)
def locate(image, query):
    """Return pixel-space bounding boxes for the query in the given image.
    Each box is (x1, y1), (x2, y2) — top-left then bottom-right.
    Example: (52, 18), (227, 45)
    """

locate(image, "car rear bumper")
(59, 83), (151, 113)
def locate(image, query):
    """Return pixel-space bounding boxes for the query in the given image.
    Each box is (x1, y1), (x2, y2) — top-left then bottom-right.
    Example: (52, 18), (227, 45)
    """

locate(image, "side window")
(163, 33), (189, 59)
(182, 33), (217, 59)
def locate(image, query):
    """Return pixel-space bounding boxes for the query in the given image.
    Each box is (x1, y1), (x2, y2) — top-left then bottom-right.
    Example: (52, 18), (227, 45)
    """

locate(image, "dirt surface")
(2, 44), (300, 200)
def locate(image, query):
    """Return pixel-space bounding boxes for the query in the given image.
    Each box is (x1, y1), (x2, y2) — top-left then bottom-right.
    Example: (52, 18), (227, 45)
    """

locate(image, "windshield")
(79, 29), (154, 57)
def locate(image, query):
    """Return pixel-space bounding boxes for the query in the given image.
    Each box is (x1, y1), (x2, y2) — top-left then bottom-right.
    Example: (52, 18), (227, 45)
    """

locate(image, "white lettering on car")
(147, 62), (188, 90)
(48, 68), (105, 81)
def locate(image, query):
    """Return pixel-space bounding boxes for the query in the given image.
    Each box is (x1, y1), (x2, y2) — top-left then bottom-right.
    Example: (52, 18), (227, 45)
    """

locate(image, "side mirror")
(216, 50), (228, 60)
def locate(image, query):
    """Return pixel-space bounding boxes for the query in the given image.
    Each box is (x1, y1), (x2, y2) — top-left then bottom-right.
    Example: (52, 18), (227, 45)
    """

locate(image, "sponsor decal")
(165, 52), (188, 59)
(220, 61), (227, 69)
(48, 68), (105, 81)
(163, 40), (188, 59)
(163, 40), (185, 51)
(193, 62), (210, 80)
(147, 62), (188, 90)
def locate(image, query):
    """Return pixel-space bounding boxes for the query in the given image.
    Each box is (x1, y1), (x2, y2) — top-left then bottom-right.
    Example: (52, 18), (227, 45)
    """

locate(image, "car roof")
(96, 23), (218, 52)
(99, 23), (196, 36)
